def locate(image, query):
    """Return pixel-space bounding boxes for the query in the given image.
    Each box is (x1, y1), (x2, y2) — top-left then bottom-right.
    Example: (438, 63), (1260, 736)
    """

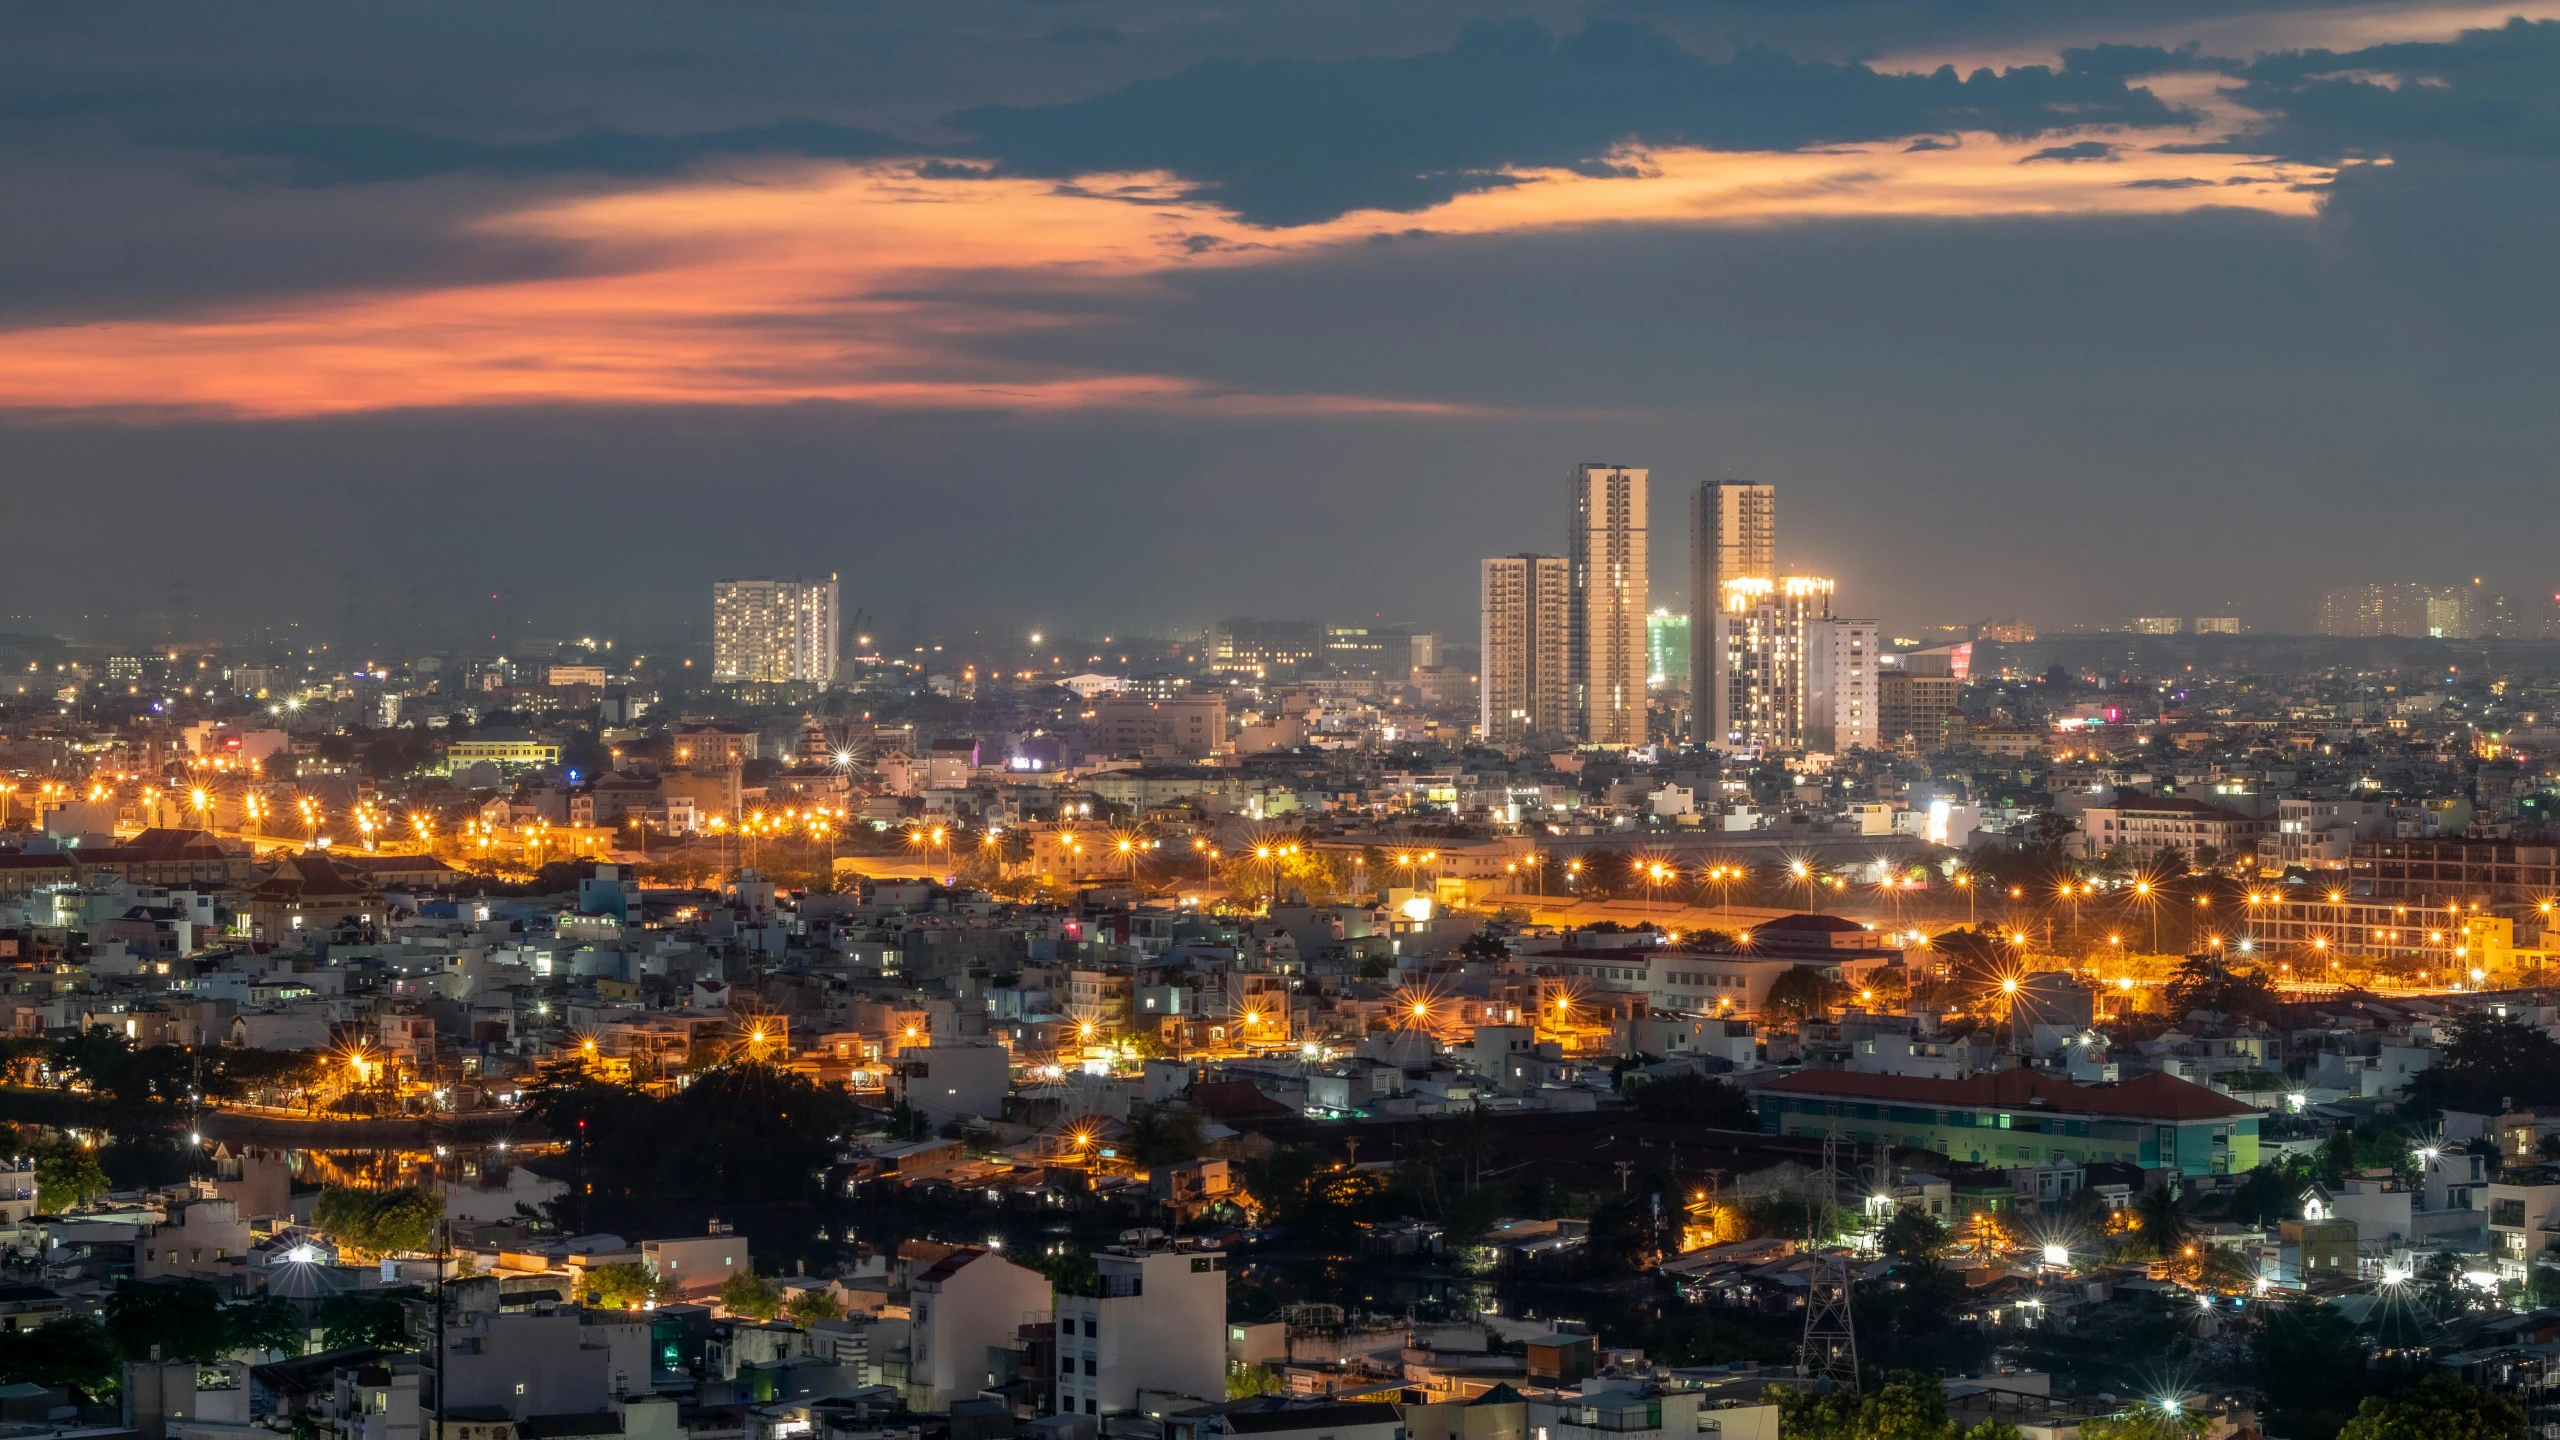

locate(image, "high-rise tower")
(712, 576), (840, 684)
(1692, 481), (1774, 743)
(1568, 464), (1649, 747)
(1479, 554), (1570, 745)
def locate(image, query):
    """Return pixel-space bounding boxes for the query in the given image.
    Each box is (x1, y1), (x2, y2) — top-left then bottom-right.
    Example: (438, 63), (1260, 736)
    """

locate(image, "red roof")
(911, 1247), (987, 1287)
(1760, 1066), (2257, 1121)
(1188, 1079), (1300, 1123)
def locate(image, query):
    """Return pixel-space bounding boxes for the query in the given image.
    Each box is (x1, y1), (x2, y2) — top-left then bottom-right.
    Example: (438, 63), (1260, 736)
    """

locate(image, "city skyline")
(5, 2), (2560, 639)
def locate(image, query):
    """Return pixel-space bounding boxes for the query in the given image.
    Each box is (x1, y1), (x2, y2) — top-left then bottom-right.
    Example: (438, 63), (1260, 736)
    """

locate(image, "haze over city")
(9, 5), (2560, 1440)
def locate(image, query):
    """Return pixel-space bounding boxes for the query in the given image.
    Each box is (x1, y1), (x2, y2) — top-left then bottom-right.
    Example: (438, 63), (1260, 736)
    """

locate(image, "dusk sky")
(6, 0), (2558, 647)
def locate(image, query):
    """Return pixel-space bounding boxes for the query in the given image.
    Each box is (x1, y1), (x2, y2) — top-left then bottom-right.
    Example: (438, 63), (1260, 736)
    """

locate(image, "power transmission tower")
(1798, 1131), (1860, 1391)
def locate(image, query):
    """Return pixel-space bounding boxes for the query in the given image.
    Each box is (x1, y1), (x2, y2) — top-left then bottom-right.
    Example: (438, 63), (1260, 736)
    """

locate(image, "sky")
(4, 0), (2559, 649)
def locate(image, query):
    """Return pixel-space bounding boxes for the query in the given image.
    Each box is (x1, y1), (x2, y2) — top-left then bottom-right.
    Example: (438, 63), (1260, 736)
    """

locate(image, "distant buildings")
(1691, 480), (1774, 740)
(2316, 580), (2514, 638)
(1209, 619), (1322, 681)
(1480, 554), (1571, 745)
(711, 576), (840, 684)
(1644, 609), (1688, 691)
(1567, 464), (1649, 747)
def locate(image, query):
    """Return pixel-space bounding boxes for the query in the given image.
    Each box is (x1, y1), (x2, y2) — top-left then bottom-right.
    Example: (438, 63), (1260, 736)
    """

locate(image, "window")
(1084, 1359), (1096, 1376)
(1084, 1318), (1097, 1337)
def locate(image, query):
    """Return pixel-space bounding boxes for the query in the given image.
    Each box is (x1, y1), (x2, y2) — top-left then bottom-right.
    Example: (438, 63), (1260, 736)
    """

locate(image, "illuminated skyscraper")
(1481, 554), (1570, 745)
(1692, 481), (1774, 742)
(1568, 464), (1649, 747)
(712, 576), (839, 684)
(1715, 576), (1832, 751)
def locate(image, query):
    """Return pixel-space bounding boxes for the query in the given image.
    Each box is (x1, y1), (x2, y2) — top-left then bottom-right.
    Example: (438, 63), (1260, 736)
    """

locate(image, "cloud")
(2236, 18), (2560, 160)
(950, 19), (2197, 224)
(179, 118), (904, 187)
(2022, 140), (2120, 162)
(0, 131), (2326, 420)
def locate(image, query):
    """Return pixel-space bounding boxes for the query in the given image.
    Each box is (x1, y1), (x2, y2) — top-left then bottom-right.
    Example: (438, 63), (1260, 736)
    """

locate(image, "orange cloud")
(0, 130), (2329, 420)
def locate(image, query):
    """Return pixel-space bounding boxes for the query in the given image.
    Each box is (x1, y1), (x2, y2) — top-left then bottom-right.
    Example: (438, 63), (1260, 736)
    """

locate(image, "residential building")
(1480, 555), (1571, 745)
(423, 1292), (651, 1420)
(2192, 617), (2241, 634)
(2272, 798), (2393, 869)
(909, 1247), (1050, 1413)
(1804, 616), (1880, 753)
(712, 577), (840, 685)
(1690, 480), (1774, 743)
(1874, 669), (1960, 752)
(2487, 1177), (2560, 1279)
(2077, 793), (2271, 866)
(1567, 464), (1649, 747)
(641, 1224), (750, 1299)
(1713, 577), (1831, 752)
(891, 1041), (1011, 1128)
(1209, 620), (1322, 681)
(1053, 1243), (1226, 1418)
(1089, 697), (1229, 759)
(1755, 1068), (2262, 1176)
(2355, 837), (2560, 905)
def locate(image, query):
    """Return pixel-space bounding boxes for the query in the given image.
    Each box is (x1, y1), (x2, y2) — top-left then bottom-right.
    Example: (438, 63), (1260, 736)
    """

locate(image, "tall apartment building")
(1567, 464), (1649, 747)
(1480, 554), (1570, 745)
(1691, 481), (1774, 742)
(910, 1247), (1052, 1413)
(1804, 616), (1880, 753)
(1646, 610), (1690, 690)
(1053, 1244), (1226, 1418)
(711, 576), (839, 684)
(1876, 668), (1962, 750)
(2317, 582), (2482, 639)
(1713, 576), (1832, 751)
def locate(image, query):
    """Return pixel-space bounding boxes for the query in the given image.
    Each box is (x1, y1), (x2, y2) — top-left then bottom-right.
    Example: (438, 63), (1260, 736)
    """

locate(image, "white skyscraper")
(1692, 481), (1775, 744)
(1805, 616), (1881, 753)
(1714, 576), (1832, 751)
(1567, 464), (1649, 747)
(1480, 554), (1571, 745)
(711, 576), (840, 684)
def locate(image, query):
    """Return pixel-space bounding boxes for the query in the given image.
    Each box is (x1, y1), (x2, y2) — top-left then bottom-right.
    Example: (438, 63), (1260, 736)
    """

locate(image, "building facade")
(1756, 1068), (2261, 1177)
(1567, 464), (1649, 747)
(1053, 1244), (1226, 1418)
(1712, 576), (1831, 751)
(1480, 555), (1571, 745)
(1804, 616), (1880, 753)
(1690, 480), (1774, 743)
(711, 576), (840, 684)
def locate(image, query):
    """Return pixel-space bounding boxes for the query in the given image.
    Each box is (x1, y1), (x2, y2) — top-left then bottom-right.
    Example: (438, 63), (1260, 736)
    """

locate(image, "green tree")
(2162, 958), (2276, 1021)
(784, 1289), (845, 1326)
(105, 1279), (234, 1363)
(0, 1316), (118, 1395)
(1226, 1361), (1285, 1399)
(317, 1292), (411, 1349)
(2132, 1186), (2192, 1259)
(2079, 1409), (2209, 1440)
(1765, 966), (1845, 1025)
(2254, 1300), (2381, 1438)
(2335, 1374), (2525, 1440)
(1879, 1208), (1949, 1266)
(719, 1269), (785, 1322)
(2414, 1011), (2560, 1112)
(582, 1262), (677, 1311)
(311, 1187), (442, 1258)
(1778, 1370), (1960, 1440)
(34, 1140), (109, 1211)
(1623, 1072), (1760, 1130)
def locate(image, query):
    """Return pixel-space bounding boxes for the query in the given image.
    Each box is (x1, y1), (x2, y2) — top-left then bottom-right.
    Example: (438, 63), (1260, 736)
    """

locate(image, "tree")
(582, 1262), (677, 1312)
(1127, 1105), (1207, 1167)
(0, 1316), (118, 1395)
(1879, 1208), (1949, 1266)
(2414, 1012), (2560, 1112)
(2133, 1185), (2192, 1259)
(784, 1289), (845, 1326)
(2254, 1300), (2382, 1438)
(1623, 1072), (1759, 1130)
(1778, 1370), (1966, 1440)
(2162, 957), (2276, 1021)
(2336, 1375), (2524, 1440)
(225, 1295), (305, 1358)
(34, 1140), (108, 1211)
(1764, 966), (1844, 1025)
(2079, 1410), (2209, 1440)
(312, 1187), (442, 1258)
(719, 1269), (784, 1322)
(105, 1279), (234, 1363)
(883, 1098), (932, 1141)
(317, 1292), (410, 1349)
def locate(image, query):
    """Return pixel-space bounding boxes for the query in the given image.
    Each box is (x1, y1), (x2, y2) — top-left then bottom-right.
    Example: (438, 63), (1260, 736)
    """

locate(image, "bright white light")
(2381, 1266), (2411, 1286)
(285, 1244), (319, 1265)
(2043, 1243), (2069, 1267)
